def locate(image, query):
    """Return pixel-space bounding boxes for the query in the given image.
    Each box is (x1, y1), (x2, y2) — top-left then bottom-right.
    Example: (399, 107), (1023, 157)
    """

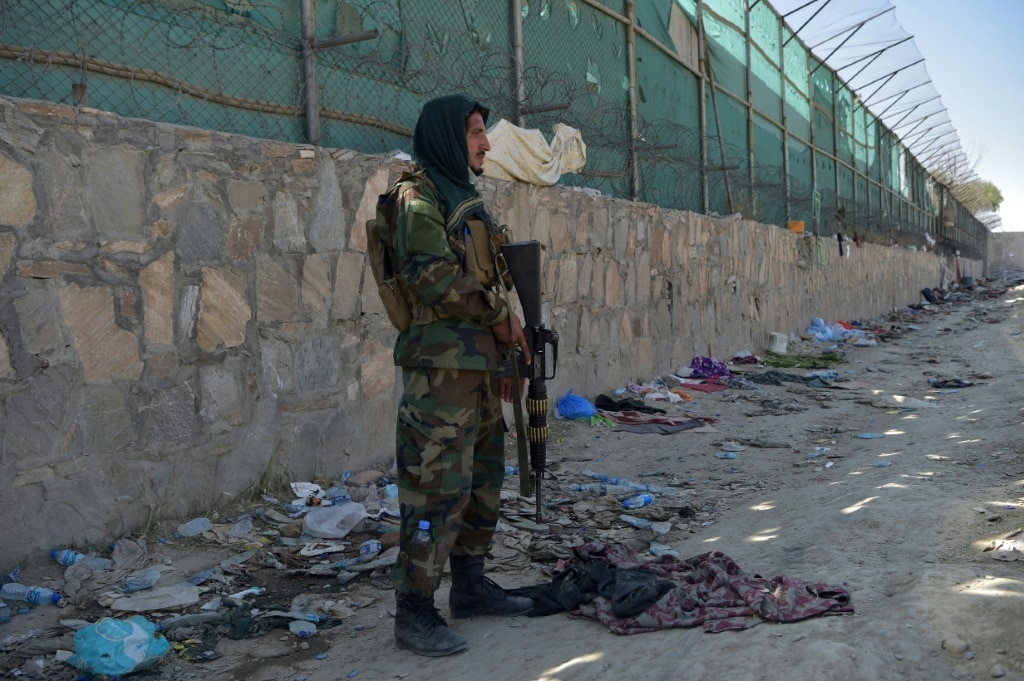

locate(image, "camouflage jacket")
(387, 170), (509, 370)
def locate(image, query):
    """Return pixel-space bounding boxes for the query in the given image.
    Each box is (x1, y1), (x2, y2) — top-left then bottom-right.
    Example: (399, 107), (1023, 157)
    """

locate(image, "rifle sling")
(496, 254), (534, 498)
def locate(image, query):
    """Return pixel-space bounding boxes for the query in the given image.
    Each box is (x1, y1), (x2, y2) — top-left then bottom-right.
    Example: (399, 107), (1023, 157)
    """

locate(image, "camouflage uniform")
(387, 173), (510, 598)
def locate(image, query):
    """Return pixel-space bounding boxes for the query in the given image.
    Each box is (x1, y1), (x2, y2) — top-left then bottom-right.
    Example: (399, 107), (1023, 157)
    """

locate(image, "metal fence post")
(512, 0), (526, 127)
(300, 0), (320, 145)
(625, 1), (640, 201)
(697, 0), (709, 214)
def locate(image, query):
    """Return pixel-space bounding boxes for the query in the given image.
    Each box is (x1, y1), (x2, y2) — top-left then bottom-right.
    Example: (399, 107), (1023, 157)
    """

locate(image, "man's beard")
(471, 165), (484, 177)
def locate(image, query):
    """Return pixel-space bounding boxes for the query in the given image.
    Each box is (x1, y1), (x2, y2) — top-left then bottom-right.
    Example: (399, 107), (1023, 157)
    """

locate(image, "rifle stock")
(499, 240), (559, 522)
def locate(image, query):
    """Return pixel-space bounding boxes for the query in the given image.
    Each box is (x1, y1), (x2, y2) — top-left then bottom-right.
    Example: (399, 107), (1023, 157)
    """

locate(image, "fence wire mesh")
(0, 0), (987, 259)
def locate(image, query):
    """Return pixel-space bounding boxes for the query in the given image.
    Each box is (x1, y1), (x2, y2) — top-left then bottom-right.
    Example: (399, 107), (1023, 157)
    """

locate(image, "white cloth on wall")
(482, 119), (586, 186)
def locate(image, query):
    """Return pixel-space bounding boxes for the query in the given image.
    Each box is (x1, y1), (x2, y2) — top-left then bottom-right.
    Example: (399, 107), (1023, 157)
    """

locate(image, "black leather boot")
(394, 594), (468, 657)
(448, 554), (534, 619)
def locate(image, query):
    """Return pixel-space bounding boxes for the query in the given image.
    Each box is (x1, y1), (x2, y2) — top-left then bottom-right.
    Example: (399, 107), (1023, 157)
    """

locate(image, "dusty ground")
(3, 275), (1024, 681)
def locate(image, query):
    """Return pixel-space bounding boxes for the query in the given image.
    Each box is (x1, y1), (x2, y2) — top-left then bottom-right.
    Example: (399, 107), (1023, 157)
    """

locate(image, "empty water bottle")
(122, 567), (161, 593)
(0, 583), (62, 606)
(504, 466), (518, 476)
(618, 514), (652, 529)
(622, 493), (653, 509)
(288, 619), (316, 638)
(569, 482), (606, 494)
(358, 539), (382, 562)
(412, 520), (431, 548)
(644, 484), (683, 496)
(51, 549), (113, 570)
(175, 517), (213, 538)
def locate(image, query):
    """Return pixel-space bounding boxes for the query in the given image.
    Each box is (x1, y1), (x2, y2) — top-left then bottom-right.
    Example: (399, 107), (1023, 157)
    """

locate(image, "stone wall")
(987, 232), (1024, 275)
(0, 96), (972, 562)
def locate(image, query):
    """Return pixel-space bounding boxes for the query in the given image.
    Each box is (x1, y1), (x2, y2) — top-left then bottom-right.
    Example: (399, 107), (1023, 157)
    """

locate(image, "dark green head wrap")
(413, 94), (491, 233)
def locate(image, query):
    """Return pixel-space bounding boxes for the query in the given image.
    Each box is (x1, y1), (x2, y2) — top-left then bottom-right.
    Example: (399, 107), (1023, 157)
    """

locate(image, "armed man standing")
(381, 94), (534, 657)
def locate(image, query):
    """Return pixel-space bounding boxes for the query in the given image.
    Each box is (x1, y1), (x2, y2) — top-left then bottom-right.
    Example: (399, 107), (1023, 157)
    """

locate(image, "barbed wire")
(0, 0), (985, 259)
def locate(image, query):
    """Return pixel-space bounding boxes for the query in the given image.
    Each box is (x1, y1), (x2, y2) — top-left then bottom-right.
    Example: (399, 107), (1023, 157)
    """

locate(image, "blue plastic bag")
(556, 390), (597, 419)
(70, 615), (170, 676)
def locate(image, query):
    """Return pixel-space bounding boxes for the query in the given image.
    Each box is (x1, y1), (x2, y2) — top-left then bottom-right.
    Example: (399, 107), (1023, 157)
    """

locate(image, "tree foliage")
(928, 145), (1003, 229)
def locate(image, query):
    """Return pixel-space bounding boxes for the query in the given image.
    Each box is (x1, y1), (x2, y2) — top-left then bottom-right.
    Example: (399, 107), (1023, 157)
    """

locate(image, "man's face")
(466, 111), (490, 176)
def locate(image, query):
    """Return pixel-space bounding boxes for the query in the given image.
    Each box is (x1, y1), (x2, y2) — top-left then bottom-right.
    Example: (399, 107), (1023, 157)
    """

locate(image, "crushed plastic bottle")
(358, 539), (382, 562)
(579, 470), (645, 491)
(618, 514), (652, 529)
(855, 433), (886, 439)
(226, 517), (254, 537)
(51, 549), (113, 570)
(504, 466), (519, 476)
(643, 484), (685, 496)
(175, 517), (213, 538)
(121, 567), (161, 593)
(649, 542), (680, 559)
(570, 482), (639, 496)
(622, 493), (653, 509)
(289, 620), (316, 638)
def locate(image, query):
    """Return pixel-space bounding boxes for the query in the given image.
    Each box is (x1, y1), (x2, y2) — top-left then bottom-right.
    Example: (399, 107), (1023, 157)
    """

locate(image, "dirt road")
(3, 277), (1023, 681)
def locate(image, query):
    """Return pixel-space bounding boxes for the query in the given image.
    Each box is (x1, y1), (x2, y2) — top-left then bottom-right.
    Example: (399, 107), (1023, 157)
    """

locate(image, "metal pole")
(300, 0), (320, 145)
(745, 1), (754, 205)
(512, 0), (526, 127)
(698, 0), (709, 214)
(626, 0), (640, 200)
(780, 9), (791, 223)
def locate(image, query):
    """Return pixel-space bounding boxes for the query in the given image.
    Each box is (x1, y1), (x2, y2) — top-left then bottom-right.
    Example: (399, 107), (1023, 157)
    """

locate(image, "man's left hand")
(495, 375), (526, 403)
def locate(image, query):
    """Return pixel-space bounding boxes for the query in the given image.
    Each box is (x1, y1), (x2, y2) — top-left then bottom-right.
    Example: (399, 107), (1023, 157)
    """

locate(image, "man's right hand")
(492, 312), (532, 366)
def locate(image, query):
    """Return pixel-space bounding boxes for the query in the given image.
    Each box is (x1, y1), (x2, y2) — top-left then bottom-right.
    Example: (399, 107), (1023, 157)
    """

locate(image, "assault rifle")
(498, 240), (559, 523)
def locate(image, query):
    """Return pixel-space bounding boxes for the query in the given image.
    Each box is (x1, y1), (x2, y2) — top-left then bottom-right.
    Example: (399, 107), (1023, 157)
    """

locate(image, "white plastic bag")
(303, 501), (367, 539)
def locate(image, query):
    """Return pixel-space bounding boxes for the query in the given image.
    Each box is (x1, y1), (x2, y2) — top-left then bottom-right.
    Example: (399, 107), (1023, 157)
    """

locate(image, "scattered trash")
(289, 620), (317, 638)
(121, 567), (162, 593)
(304, 502), (369, 539)
(855, 433), (886, 439)
(649, 542), (680, 559)
(176, 517), (213, 538)
(618, 514), (652, 529)
(109, 585), (201, 612)
(715, 452), (737, 459)
(861, 395), (937, 410)
(226, 516), (254, 537)
(622, 494), (654, 509)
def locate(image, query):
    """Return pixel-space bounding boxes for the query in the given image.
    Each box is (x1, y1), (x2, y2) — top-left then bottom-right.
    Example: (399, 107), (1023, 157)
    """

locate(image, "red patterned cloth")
(560, 543), (853, 634)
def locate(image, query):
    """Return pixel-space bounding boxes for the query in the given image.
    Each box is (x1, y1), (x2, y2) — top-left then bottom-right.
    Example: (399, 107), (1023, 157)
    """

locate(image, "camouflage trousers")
(393, 366), (506, 598)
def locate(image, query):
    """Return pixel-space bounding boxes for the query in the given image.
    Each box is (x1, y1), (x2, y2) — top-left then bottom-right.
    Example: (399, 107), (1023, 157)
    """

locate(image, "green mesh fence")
(0, 0), (988, 259)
